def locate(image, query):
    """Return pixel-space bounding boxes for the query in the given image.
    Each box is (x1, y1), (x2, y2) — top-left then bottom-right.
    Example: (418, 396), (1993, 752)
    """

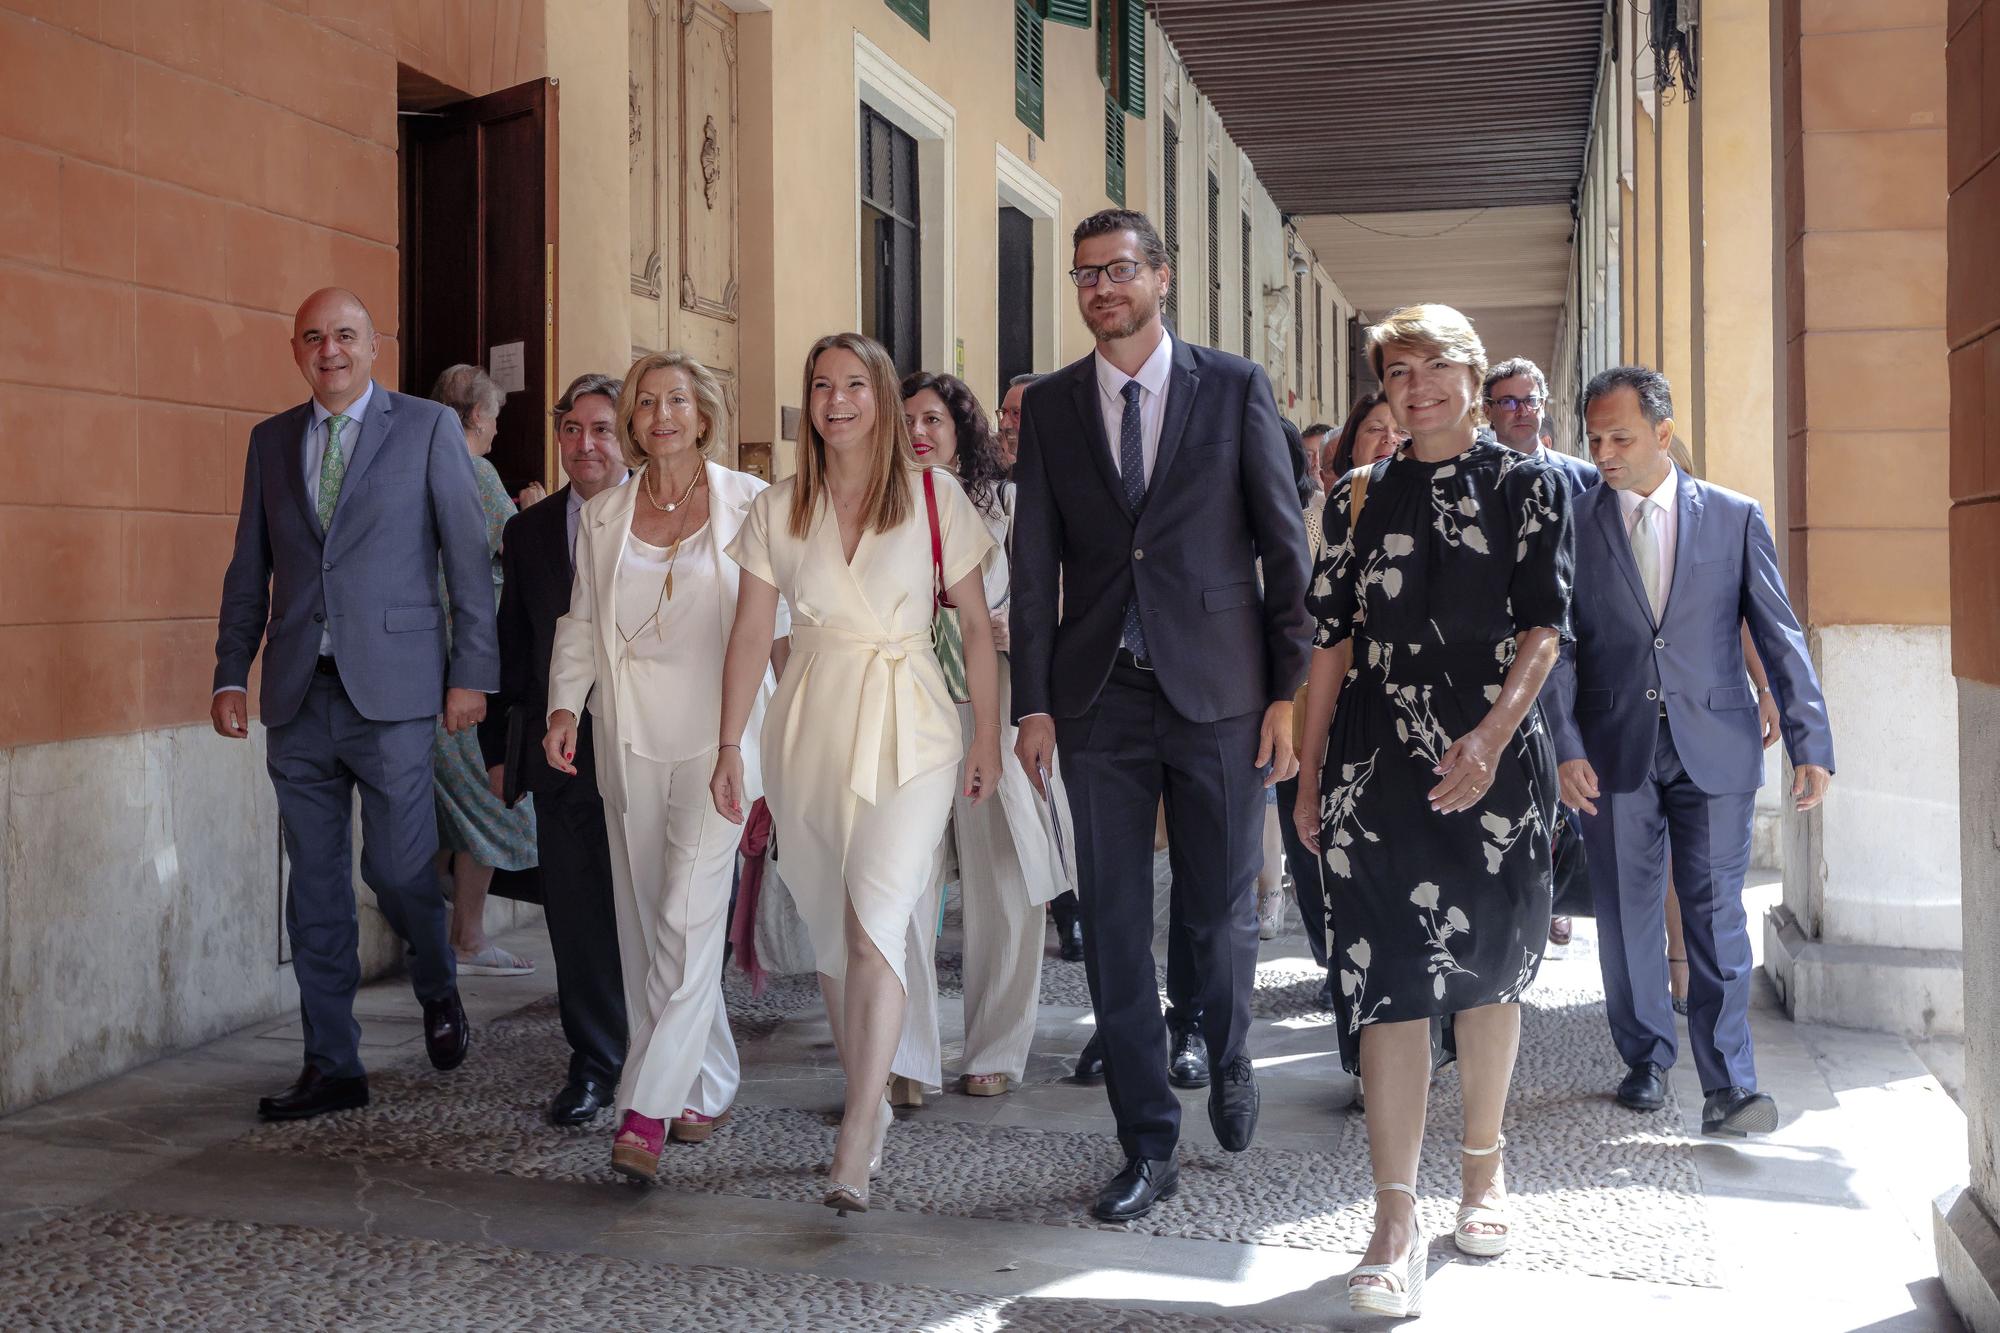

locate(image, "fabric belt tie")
(1350, 638), (1516, 688)
(788, 623), (934, 804)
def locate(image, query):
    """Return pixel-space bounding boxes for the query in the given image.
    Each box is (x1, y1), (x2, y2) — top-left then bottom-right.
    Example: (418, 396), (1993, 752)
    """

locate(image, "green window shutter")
(1096, 0), (1112, 87)
(884, 0), (929, 39)
(1113, 0), (1146, 118)
(1040, 0), (1093, 26)
(1105, 95), (1126, 206)
(1014, 0), (1045, 137)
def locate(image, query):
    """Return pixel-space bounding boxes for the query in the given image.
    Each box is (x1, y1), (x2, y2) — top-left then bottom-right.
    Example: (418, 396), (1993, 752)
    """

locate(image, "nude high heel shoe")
(1347, 1183), (1425, 1318)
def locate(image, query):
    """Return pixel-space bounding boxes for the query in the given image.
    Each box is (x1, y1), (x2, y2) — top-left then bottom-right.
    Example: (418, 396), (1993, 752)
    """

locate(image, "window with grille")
(1104, 95), (1125, 206)
(1314, 278), (1325, 403)
(1162, 115), (1180, 332)
(884, 0), (929, 38)
(1240, 210), (1252, 358)
(1014, 0), (1045, 137)
(860, 104), (921, 378)
(1206, 171), (1220, 346)
(1293, 273), (1304, 386)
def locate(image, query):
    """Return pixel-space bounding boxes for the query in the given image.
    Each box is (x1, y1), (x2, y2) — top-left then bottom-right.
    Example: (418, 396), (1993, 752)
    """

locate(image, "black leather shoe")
(1616, 1061), (1668, 1112)
(1073, 1033), (1106, 1082)
(1168, 1027), (1210, 1089)
(1702, 1086), (1778, 1138)
(549, 1076), (612, 1126)
(1058, 918), (1085, 963)
(1092, 1154), (1179, 1222)
(423, 989), (471, 1071)
(258, 1066), (369, 1121)
(1207, 1055), (1259, 1152)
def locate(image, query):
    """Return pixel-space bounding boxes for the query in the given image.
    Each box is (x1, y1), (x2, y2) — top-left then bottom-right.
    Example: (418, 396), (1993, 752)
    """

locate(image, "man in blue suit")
(212, 287), (499, 1120)
(1548, 365), (1834, 1138)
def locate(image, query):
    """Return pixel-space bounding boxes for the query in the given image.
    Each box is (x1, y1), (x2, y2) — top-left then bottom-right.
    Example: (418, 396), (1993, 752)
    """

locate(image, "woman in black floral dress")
(1292, 305), (1572, 1318)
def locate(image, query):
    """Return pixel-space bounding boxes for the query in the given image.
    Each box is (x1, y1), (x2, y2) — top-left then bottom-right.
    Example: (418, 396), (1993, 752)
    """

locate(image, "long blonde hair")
(787, 332), (916, 539)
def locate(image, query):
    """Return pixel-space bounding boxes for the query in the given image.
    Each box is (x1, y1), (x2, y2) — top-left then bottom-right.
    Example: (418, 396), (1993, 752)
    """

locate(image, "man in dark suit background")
(480, 372), (633, 1125)
(1549, 365), (1834, 1138)
(212, 287), (494, 1120)
(1012, 208), (1311, 1221)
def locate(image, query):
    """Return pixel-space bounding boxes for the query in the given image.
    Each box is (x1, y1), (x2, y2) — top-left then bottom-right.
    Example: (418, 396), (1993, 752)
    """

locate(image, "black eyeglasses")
(1484, 394), (1544, 414)
(1068, 261), (1145, 288)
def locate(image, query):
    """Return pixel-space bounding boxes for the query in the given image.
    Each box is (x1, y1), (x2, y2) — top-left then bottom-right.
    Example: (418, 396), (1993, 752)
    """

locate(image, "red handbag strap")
(922, 466), (954, 609)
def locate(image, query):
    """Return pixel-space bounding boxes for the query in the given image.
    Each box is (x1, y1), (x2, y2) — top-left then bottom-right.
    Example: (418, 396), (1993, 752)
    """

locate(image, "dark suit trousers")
(1582, 717), (1758, 1093)
(535, 720), (628, 1087)
(266, 670), (454, 1079)
(1058, 664), (1266, 1161)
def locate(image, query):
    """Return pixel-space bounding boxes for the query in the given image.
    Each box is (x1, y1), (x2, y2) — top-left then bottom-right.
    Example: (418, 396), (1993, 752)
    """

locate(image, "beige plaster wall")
(546, 0), (634, 399)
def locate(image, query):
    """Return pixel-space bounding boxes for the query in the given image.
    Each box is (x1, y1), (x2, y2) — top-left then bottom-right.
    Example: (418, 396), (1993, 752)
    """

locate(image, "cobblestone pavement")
(0, 876), (1970, 1330)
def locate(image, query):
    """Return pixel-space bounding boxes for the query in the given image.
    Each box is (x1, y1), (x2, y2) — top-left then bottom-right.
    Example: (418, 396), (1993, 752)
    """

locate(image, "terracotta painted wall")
(1780, 0), (1952, 628)
(0, 0), (546, 750)
(1948, 0), (2000, 685)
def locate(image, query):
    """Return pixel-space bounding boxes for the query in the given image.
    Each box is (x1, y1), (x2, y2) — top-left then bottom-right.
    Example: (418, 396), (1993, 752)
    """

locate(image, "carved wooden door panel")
(630, 0), (741, 466)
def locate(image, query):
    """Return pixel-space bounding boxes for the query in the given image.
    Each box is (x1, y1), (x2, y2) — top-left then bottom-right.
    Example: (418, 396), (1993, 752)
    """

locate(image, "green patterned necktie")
(317, 414), (350, 532)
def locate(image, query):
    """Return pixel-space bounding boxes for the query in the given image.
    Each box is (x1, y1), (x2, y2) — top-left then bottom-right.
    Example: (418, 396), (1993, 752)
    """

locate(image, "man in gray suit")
(212, 287), (498, 1120)
(1548, 365), (1834, 1138)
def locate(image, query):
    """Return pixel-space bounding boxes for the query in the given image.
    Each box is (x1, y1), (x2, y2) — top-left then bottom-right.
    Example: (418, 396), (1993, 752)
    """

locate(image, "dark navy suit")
(1548, 469), (1833, 1093)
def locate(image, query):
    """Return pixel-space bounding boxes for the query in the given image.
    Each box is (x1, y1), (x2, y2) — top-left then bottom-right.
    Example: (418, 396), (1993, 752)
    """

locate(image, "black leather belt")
(1115, 646), (1153, 672)
(315, 655), (340, 677)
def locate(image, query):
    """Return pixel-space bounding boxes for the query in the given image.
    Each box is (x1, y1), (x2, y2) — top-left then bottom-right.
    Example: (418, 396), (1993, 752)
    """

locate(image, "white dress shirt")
(1094, 329), (1173, 485)
(1617, 463), (1680, 616)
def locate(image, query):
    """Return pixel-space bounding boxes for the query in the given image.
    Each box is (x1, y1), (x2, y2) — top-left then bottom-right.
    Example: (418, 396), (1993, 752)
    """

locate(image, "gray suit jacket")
(213, 383), (500, 728)
(1547, 472), (1834, 795)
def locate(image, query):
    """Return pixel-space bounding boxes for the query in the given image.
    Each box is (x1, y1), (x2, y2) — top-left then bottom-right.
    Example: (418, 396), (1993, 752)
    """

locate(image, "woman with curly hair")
(885, 372), (1078, 1104)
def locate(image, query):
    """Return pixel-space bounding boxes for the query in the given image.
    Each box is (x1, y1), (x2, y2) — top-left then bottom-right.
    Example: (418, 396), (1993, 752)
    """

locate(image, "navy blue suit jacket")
(1547, 471), (1834, 795)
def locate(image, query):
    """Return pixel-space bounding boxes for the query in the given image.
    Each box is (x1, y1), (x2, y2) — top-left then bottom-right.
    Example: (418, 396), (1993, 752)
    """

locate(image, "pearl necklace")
(645, 462), (703, 513)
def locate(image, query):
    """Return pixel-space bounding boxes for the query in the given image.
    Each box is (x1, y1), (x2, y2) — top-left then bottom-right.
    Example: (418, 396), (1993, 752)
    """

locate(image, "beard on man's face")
(1085, 288), (1158, 341)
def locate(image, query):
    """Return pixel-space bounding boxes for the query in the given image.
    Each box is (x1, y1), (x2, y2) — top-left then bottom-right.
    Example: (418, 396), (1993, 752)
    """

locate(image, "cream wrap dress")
(727, 468), (993, 985)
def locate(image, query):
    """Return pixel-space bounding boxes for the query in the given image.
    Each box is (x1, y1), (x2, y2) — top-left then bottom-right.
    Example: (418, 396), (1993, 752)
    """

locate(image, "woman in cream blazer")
(544, 351), (785, 1182)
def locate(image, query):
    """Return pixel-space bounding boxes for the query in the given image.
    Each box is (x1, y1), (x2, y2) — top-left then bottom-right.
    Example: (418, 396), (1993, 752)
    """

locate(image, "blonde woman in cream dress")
(544, 351), (786, 1182)
(711, 332), (1003, 1217)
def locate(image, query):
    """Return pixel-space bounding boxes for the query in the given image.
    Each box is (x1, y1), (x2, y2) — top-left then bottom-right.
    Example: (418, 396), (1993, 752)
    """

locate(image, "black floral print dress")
(1309, 433), (1574, 1074)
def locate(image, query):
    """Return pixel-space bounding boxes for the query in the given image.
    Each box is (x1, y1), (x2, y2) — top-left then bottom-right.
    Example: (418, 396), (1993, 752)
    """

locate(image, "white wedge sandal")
(1347, 1183), (1426, 1318)
(1454, 1136), (1510, 1258)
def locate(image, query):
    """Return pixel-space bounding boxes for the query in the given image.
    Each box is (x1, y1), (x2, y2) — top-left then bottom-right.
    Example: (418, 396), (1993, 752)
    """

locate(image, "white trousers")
(605, 747), (739, 1120)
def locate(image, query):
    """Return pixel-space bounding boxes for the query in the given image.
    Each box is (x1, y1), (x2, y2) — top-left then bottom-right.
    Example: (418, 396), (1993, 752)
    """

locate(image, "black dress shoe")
(1168, 1027), (1210, 1089)
(1058, 918), (1085, 963)
(423, 989), (471, 1071)
(1616, 1061), (1668, 1112)
(549, 1076), (612, 1126)
(1208, 1054), (1259, 1152)
(1702, 1086), (1778, 1138)
(1093, 1154), (1179, 1222)
(258, 1066), (369, 1121)
(1073, 1033), (1106, 1082)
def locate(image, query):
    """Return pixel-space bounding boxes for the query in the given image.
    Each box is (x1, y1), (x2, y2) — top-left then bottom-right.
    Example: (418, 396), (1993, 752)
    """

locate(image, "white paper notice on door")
(488, 341), (526, 395)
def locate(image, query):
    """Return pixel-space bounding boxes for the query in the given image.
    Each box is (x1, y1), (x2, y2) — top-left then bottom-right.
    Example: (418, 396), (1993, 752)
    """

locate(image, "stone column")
(1764, 2), (1960, 1039)
(1938, 1), (2000, 1325)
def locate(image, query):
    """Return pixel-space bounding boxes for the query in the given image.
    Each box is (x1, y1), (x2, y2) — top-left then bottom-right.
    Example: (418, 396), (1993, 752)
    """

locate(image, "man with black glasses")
(1484, 357), (1597, 494)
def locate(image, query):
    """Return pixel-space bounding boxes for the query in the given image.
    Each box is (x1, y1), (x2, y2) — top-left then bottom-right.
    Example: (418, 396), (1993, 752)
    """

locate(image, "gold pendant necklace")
(645, 462), (703, 513)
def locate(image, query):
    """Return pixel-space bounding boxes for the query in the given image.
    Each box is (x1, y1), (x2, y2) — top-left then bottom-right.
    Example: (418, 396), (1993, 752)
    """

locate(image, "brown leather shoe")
(423, 989), (470, 1071)
(258, 1066), (369, 1121)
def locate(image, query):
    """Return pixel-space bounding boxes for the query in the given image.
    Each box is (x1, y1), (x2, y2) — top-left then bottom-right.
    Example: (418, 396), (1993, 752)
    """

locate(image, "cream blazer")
(547, 459), (780, 814)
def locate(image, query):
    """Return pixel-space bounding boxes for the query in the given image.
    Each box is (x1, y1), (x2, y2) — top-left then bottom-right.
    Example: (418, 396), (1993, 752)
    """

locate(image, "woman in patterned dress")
(430, 364), (539, 976)
(1292, 306), (1573, 1317)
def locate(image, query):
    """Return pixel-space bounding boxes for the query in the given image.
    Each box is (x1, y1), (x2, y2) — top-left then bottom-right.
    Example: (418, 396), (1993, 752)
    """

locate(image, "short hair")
(1483, 356), (1548, 402)
(1007, 373), (1041, 389)
(431, 363), (505, 426)
(902, 371), (1007, 517)
(1072, 208), (1169, 268)
(552, 372), (623, 422)
(1582, 364), (1675, 426)
(1301, 422), (1335, 441)
(616, 351), (729, 468)
(1367, 304), (1488, 391)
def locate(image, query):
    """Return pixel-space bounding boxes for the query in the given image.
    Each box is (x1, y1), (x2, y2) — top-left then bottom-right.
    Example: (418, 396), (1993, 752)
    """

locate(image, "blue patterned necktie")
(1118, 380), (1149, 659)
